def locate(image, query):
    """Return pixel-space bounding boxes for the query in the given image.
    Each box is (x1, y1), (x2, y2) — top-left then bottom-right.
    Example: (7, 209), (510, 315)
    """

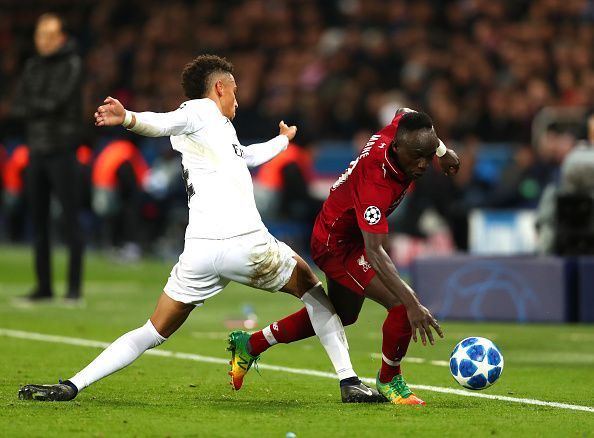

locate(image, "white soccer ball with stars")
(449, 337), (504, 390)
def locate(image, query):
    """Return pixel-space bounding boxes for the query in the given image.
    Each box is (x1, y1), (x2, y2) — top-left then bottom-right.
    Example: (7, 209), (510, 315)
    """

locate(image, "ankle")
(339, 376), (362, 387)
(379, 364), (400, 384)
(61, 379), (79, 395)
(247, 331), (270, 356)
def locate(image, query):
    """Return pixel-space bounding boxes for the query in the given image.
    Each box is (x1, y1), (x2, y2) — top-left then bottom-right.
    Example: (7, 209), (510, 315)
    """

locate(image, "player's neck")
(206, 93), (225, 117)
(390, 149), (411, 180)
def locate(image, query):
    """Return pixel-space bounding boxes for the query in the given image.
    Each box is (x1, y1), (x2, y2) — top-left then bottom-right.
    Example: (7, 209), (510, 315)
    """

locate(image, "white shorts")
(164, 229), (297, 305)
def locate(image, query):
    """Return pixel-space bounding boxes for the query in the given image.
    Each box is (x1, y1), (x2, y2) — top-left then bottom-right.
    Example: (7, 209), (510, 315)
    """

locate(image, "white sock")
(301, 283), (356, 380)
(69, 320), (166, 391)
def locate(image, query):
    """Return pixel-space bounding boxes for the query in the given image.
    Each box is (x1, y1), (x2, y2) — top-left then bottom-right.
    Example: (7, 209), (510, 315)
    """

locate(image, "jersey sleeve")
(350, 157), (393, 234)
(241, 135), (289, 167)
(128, 100), (209, 137)
(177, 100), (212, 132)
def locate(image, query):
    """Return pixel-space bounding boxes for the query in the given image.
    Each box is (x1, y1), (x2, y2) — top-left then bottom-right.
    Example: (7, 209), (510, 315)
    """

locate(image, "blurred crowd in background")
(1, 0), (594, 260)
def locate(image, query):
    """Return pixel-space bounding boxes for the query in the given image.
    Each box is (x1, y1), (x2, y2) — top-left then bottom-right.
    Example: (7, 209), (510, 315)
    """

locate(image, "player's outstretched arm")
(361, 230), (444, 346)
(94, 97), (198, 137)
(242, 120), (297, 167)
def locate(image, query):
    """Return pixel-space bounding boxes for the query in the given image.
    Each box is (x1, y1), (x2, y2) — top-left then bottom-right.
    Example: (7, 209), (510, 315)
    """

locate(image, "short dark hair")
(397, 111), (433, 135)
(395, 111), (436, 150)
(181, 54), (234, 99)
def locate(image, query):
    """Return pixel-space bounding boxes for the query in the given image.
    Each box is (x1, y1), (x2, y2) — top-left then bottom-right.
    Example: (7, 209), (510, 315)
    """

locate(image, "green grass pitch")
(1, 246), (593, 437)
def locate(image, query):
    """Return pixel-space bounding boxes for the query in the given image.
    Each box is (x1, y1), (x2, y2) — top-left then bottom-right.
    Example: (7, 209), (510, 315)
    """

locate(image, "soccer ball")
(449, 337), (504, 390)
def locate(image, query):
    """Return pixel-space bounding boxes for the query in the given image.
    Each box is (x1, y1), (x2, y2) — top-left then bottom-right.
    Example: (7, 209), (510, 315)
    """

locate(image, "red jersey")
(312, 112), (411, 247)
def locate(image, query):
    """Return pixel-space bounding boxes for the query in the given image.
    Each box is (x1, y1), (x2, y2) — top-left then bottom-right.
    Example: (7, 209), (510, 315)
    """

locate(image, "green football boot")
(376, 373), (426, 405)
(227, 330), (260, 390)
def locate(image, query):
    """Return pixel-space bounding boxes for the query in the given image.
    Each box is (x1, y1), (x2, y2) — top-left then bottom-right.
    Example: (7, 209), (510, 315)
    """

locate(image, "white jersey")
(128, 98), (288, 239)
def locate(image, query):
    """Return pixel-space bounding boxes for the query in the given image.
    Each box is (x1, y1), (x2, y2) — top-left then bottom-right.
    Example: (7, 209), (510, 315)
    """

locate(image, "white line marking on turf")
(190, 332), (235, 340)
(2, 328), (593, 414)
(371, 353), (449, 367)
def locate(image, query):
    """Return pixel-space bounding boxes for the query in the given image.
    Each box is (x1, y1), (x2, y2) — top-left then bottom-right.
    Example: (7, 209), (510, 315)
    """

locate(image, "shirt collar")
(383, 147), (410, 183)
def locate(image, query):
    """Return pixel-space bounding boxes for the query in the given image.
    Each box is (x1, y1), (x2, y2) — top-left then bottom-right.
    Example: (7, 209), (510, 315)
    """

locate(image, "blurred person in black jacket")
(11, 13), (84, 303)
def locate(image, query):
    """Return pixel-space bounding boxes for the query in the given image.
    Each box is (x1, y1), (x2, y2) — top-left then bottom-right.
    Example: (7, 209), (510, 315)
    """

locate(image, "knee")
(298, 263), (321, 292)
(283, 257), (321, 297)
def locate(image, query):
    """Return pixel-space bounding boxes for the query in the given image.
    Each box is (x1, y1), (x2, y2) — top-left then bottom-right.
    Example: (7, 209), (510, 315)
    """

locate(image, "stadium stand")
(1, 0), (594, 255)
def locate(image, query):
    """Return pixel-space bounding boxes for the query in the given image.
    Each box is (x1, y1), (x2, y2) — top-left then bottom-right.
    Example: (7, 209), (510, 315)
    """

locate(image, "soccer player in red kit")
(228, 109), (460, 405)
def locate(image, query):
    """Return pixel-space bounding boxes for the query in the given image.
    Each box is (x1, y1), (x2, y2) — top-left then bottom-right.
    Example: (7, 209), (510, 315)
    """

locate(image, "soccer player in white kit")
(18, 55), (383, 403)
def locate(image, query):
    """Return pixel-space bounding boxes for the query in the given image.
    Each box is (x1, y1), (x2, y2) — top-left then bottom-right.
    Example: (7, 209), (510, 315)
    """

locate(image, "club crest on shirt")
(363, 206), (381, 225)
(357, 255), (372, 272)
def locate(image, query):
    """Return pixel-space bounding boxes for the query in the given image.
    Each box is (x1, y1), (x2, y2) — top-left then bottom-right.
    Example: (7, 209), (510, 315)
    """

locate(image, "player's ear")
(215, 80), (224, 96)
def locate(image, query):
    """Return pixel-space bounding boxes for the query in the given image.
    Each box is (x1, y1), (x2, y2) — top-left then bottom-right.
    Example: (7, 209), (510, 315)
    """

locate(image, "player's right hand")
(406, 304), (444, 346)
(279, 120), (297, 141)
(95, 96), (125, 127)
(438, 149), (460, 176)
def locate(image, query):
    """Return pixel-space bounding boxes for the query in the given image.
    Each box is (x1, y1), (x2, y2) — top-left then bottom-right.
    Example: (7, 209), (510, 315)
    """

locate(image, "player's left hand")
(279, 120), (297, 141)
(438, 149), (460, 176)
(407, 303), (444, 346)
(94, 96), (126, 127)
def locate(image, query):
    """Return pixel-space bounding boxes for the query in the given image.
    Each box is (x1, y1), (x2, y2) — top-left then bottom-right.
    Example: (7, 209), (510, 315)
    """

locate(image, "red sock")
(247, 331), (271, 356)
(379, 305), (412, 384)
(248, 307), (315, 356)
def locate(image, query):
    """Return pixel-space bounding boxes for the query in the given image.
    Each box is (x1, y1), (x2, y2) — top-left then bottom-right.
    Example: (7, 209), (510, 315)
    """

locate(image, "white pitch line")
(2, 328), (593, 414)
(371, 353), (449, 367)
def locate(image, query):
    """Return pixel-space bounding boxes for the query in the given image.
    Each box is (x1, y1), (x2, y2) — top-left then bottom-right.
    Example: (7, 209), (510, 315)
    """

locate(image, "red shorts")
(311, 237), (376, 295)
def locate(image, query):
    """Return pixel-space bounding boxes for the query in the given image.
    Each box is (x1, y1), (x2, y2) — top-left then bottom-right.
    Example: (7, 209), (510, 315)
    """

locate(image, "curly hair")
(181, 54), (234, 99)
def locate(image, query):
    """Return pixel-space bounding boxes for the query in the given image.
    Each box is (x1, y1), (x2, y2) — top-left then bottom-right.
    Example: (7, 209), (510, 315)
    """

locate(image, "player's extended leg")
(229, 271), (383, 402)
(233, 278), (364, 392)
(363, 277), (425, 405)
(247, 277), (364, 355)
(228, 255), (379, 400)
(18, 292), (194, 401)
(228, 254), (355, 387)
(325, 279), (386, 402)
